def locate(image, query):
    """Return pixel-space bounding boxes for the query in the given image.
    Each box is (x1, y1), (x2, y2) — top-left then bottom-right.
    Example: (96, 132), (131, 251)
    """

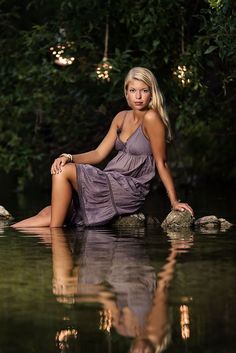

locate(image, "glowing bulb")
(96, 57), (112, 82)
(173, 65), (191, 86)
(49, 41), (76, 66)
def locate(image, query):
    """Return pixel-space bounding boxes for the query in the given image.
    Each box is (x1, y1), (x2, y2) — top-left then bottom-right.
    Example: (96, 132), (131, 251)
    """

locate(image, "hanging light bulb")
(173, 9), (191, 86)
(96, 16), (112, 82)
(49, 29), (77, 67)
(173, 65), (191, 86)
(49, 42), (76, 66)
(96, 56), (112, 82)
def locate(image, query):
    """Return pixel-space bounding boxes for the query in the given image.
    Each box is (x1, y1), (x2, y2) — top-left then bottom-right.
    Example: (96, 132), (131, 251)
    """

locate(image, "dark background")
(0, 0), (235, 191)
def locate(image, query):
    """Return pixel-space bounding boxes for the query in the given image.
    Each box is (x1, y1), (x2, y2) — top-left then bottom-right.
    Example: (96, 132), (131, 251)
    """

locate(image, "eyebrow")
(129, 86), (150, 90)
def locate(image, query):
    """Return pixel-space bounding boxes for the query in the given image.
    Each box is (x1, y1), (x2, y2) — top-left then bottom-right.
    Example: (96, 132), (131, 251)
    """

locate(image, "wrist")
(60, 153), (73, 163)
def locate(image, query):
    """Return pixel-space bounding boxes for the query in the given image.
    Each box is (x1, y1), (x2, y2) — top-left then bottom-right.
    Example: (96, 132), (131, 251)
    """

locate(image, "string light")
(96, 11), (112, 82)
(96, 56), (112, 81)
(50, 42), (76, 66)
(173, 65), (191, 86)
(173, 9), (192, 87)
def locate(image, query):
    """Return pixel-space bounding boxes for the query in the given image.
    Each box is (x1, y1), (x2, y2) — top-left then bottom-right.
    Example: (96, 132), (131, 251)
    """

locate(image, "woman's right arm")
(51, 112), (124, 174)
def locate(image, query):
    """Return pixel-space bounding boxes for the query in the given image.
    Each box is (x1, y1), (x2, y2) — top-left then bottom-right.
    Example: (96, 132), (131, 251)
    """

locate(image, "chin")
(133, 106), (148, 111)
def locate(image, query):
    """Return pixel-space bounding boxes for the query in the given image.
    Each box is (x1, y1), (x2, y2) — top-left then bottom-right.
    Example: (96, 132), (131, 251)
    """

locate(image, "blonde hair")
(124, 67), (172, 141)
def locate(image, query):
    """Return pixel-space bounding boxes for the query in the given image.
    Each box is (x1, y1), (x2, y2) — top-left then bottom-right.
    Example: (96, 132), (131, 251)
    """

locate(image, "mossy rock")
(161, 210), (194, 231)
(112, 213), (160, 228)
(195, 215), (233, 232)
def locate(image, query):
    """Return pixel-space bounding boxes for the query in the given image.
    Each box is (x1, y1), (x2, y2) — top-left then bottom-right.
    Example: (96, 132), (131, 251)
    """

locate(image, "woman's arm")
(143, 111), (193, 215)
(51, 111), (124, 174)
(72, 112), (121, 164)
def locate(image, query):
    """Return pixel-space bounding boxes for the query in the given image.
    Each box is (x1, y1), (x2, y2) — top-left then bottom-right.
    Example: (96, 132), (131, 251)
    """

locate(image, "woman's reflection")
(17, 226), (193, 353)
(50, 227), (193, 353)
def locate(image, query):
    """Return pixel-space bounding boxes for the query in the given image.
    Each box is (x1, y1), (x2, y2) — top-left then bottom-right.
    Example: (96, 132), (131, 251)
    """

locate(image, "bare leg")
(12, 163), (77, 228)
(11, 206), (51, 228)
(50, 163), (77, 227)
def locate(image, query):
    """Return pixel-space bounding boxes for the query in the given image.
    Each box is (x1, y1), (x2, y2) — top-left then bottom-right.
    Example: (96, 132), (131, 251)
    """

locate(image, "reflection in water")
(180, 304), (190, 340)
(17, 226), (194, 353)
(166, 230), (193, 343)
(55, 328), (78, 352)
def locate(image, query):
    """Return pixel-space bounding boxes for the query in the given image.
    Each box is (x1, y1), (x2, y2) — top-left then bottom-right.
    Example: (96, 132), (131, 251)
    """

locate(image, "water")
(0, 186), (236, 353)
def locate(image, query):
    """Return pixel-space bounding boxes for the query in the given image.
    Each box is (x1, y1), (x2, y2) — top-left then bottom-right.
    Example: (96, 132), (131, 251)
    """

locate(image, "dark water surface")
(0, 186), (236, 353)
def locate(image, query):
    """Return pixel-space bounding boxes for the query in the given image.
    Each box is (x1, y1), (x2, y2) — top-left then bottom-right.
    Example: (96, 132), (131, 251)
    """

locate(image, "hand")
(51, 156), (69, 174)
(172, 201), (194, 216)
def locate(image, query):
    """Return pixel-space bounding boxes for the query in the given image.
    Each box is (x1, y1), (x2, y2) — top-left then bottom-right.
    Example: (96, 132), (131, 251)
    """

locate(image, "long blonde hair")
(124, 67), (172, 141)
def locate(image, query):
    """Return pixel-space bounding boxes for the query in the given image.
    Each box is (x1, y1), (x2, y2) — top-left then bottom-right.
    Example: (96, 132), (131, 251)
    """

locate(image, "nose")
(135, 90), (142, 99)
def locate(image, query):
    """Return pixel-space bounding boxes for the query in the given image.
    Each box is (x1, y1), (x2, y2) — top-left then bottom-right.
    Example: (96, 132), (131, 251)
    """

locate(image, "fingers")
(50, 157), (66, 175)
(182, 204), (194, 216)
(174, 203), (194, 216)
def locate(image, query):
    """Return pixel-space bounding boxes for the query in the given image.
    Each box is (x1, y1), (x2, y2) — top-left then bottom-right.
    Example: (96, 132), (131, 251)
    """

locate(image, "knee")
(52, 163), (75, 178)
(52, 164), (76, 184)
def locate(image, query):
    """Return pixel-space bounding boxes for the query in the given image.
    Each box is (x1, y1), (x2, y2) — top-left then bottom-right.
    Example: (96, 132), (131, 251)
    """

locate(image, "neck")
(132, 109), (148, 122)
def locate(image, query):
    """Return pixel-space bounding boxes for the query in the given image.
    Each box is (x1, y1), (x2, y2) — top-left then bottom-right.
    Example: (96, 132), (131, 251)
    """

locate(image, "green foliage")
(171, 0), (236, 181)
(0, 0), (235, 189)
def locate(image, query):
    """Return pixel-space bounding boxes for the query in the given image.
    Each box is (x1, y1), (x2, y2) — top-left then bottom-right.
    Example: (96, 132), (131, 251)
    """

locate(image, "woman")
(12, 67), (193, 228)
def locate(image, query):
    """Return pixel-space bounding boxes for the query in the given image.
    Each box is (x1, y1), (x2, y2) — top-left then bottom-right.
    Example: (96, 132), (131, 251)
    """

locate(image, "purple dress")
(70, 123), (156, 226)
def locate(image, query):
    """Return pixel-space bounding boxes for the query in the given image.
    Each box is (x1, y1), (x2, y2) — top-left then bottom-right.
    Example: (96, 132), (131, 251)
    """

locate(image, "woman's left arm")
(143, 111), (193, 215)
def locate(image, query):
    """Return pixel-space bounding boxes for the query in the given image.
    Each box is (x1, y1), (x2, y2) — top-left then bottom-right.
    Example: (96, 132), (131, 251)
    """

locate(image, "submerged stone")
(112, 213), (161, 228)
(113, 213), (146, 227)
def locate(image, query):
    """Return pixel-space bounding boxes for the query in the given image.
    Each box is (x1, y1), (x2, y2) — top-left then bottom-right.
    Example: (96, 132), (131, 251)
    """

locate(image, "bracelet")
(60, 153), (73, 162)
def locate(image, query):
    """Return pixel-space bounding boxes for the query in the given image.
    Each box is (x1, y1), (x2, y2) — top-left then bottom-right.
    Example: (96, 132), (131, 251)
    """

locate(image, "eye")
(129, 88), (136, 93)
(143, 89), (150, 93)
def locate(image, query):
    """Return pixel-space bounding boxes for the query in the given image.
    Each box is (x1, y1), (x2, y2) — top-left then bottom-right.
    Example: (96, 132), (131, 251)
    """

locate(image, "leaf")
(204, 45), (218, 54)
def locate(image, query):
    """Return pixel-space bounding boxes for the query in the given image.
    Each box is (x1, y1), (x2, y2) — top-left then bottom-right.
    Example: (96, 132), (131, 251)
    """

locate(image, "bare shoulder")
(143, 110), (165, 130)
(112, 110), (128, 127)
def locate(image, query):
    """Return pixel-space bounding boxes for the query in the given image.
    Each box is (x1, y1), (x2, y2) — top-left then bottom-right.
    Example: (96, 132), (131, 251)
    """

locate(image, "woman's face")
(126, 79), (152, 111)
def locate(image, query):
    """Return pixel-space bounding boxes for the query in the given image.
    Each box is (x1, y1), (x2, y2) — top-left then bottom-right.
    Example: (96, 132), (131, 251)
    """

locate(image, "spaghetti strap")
(70, 109), (155, 226)
(117, 111), (128, 134)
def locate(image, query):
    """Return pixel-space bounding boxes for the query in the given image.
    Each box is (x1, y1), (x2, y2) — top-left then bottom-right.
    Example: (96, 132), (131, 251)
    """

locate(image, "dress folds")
(69, 124), (156, 227)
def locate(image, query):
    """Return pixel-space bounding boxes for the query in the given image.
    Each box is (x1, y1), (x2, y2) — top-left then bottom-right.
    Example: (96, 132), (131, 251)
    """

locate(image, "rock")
(113, 213), (161, 228)
(218, 218), (233, 231)
(112, 212), (160, 228)
(161, 210), (194, 231)
(194, 216), (220, 229)
(112, 211), (233, 232)
(0, 205), (13, 220)
(194, 215), (220, 229)
(194, 215), (233, 232)
(113, 213), (146, 227)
